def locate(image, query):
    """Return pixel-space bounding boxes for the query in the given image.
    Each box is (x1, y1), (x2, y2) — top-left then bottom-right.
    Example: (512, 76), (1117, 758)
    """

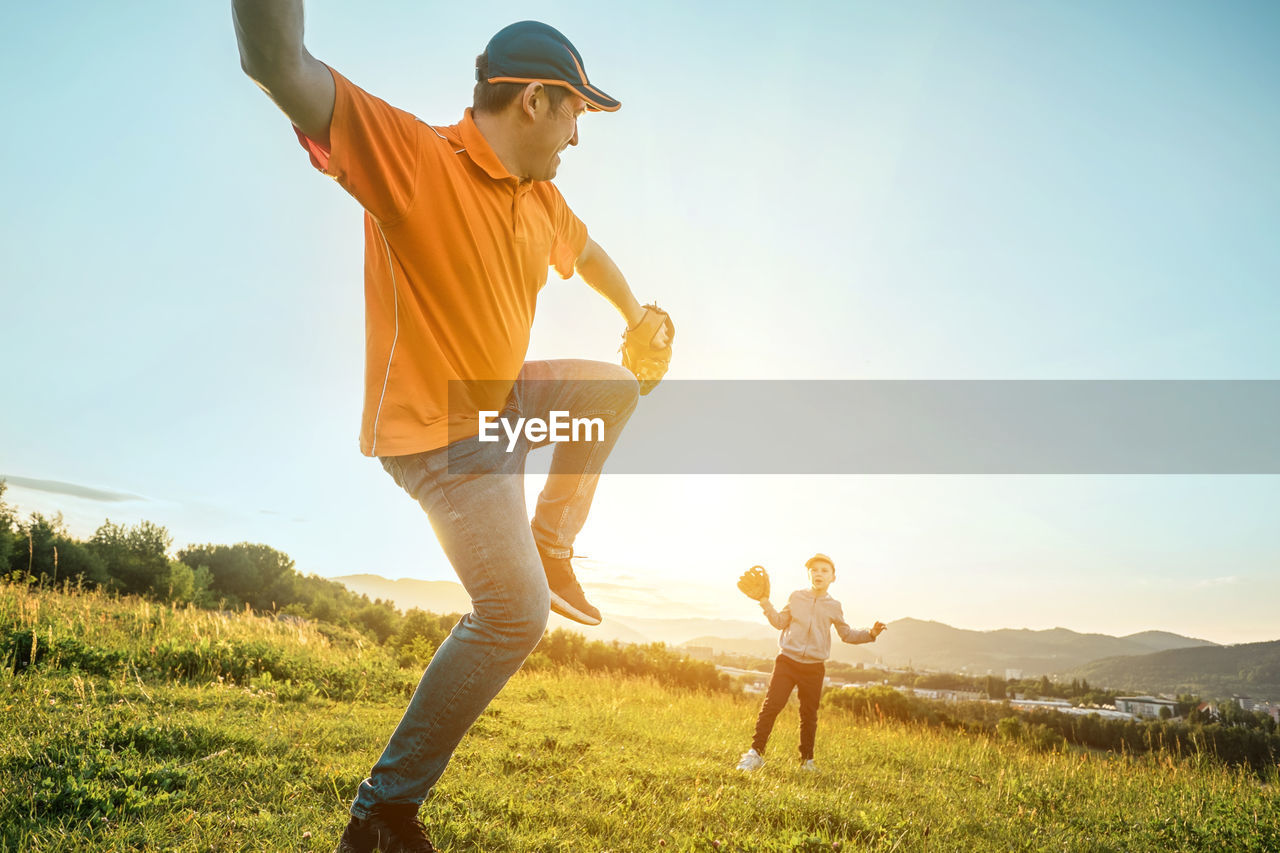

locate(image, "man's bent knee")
(609, 366), (640, 410)
(464, 590), (550, 654)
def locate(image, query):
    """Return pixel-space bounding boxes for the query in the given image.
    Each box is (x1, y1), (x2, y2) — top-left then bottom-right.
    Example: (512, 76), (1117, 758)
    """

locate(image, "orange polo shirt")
(295, 67), (589, 456)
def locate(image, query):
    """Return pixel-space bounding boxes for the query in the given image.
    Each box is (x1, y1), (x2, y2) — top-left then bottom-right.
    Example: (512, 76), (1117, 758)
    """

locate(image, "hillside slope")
(335, 575), (1218, 676)
(687, 618), (1217, 675)
(1071, 640), (1280, 700)
(332, 573), (656, 644)
(2, 584), (1276, 852)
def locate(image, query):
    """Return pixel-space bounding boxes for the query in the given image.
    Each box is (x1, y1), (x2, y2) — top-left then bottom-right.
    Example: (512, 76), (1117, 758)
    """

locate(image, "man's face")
(808, 561), (835, 593)
(523, 89), (585, 181)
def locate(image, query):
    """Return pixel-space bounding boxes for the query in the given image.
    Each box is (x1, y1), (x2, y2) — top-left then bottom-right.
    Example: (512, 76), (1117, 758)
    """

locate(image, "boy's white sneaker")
(736, 749), (764, 771)
(800, 759), (817, 771)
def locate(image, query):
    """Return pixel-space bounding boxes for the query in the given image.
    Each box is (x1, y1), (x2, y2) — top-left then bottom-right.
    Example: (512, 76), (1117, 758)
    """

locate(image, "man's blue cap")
(480, 21), (620, 112)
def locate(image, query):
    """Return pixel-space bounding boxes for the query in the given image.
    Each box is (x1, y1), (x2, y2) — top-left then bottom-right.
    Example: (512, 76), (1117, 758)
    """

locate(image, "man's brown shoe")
(537, 544), (602, 626)
(334, 804), (435, 853)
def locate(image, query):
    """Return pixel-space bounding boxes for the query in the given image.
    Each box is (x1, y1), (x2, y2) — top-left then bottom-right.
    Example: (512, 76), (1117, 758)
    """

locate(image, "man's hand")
(870, 621), (888, 640)
(620, 304), (674, 395)
(736, 565), (770, 602)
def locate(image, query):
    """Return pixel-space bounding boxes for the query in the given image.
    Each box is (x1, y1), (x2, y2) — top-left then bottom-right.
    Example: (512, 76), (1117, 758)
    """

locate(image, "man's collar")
(460, 108), (516, 182)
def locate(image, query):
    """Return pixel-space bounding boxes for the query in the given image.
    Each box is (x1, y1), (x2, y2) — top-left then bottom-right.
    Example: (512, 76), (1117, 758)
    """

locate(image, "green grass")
(2, 586), (1277, 852)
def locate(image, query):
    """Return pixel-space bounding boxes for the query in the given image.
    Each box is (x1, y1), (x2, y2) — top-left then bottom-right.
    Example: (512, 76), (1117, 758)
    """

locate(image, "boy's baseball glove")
(736, 565), (770, 601)
(621, 304), (674, 395)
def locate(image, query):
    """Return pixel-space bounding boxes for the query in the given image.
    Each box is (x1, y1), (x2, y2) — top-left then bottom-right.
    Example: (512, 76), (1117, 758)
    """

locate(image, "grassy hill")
(1071, 640), (1280, 701)
(3, 584), (1277, 852)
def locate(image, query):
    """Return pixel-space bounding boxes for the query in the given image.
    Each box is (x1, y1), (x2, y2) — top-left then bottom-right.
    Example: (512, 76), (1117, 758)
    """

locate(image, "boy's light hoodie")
(761, 589), (875, 664)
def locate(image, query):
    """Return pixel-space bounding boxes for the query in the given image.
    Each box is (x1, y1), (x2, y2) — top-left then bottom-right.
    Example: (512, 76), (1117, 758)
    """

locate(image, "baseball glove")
(620, 304), (674, 395)
(736, 565), (770, 602)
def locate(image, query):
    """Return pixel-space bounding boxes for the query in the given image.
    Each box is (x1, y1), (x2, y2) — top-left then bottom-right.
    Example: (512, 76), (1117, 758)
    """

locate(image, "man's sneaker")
(537, 544), (602, 626)
(801, 759), (818, 772)
(736, 748), (765, 771)
(334, 804), (436, 853)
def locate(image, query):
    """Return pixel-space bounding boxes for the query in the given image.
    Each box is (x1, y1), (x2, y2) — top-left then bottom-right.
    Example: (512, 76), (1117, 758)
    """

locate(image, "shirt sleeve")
(294, 66), (419, 225)
(547, 186), (589, 279)
(831, 601), (874, 645)
(761, 595), (793, 631)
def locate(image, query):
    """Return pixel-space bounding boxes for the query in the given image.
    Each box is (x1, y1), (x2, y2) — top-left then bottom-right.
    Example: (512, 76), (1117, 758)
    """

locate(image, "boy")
(735, 554), (887, 771)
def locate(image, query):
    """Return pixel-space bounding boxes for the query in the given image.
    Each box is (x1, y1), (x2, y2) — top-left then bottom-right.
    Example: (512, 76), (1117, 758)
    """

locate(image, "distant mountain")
(1121, 631), (1219, 654)
(619, 616), (772, 648)
(1069, 640), (1280, 701)
(335, 574), (473, 616)
(681, 634), (789, 661)
(333, 575), (1218, 678)
(334, 574), (659, 646)
(683, 618), (1218, 676)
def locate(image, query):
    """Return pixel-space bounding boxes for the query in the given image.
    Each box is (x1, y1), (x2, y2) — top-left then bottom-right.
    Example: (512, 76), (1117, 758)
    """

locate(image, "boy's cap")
(480, 21), (621, 113)
(806, 553), (835, 570)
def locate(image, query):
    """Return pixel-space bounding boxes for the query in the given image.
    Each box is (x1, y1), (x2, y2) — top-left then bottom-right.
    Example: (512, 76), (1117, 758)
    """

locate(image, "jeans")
(351, 359), (639, 817)
(751, 653), (826, 761)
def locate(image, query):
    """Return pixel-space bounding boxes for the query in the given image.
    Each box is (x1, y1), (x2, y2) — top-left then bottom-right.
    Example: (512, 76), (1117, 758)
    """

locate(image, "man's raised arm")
(233, 0), (335, 144)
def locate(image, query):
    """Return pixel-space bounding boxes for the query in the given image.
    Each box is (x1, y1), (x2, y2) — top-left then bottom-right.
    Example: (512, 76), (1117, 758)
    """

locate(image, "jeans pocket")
(501, 382), (522, 420)
(380, 455), (408, 490)
(445, 434), (507, 478)
(382, 451), (440, 499)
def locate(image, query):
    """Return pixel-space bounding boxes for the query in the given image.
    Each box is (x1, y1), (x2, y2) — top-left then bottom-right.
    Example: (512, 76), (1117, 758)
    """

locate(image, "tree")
(158, 559), (214, 605)
(997, 717), (1023, 741)
(177, 542), (297, 610)
(13, 513), (61, 582)
(0, 481), (16, 572)
(354, 601), (399, 643)
(394, 609), (452, 651)
(89, 519), (173, 596)
(178, 544), (251, 607)
(237, 542), (297, 608)
(49, 537), (110, 588)
(2, 507), (111, 588)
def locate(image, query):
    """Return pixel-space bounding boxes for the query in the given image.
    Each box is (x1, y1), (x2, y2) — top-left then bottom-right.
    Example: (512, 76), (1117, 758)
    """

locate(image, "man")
(232, 6), (672, 851)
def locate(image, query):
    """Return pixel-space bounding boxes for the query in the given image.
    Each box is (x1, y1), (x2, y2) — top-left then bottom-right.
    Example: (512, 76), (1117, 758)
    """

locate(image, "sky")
(2, 1), (1278, 644)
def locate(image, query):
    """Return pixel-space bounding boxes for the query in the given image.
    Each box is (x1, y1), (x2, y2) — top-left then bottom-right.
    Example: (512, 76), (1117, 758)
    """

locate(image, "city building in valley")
(1115, 696), (1179, 719)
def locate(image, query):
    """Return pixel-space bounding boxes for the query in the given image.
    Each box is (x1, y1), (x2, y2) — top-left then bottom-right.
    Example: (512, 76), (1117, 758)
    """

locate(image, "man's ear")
(519, 82), (545, 119)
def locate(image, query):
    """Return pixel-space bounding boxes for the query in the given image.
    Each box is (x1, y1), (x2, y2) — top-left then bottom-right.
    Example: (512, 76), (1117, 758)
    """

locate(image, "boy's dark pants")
(752, 653), (825, 760)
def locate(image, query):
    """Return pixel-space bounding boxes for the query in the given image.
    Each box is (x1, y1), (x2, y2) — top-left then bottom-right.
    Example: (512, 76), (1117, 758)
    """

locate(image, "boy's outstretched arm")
(759, 597), (791, 631)
(834, 607), (886, 645)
